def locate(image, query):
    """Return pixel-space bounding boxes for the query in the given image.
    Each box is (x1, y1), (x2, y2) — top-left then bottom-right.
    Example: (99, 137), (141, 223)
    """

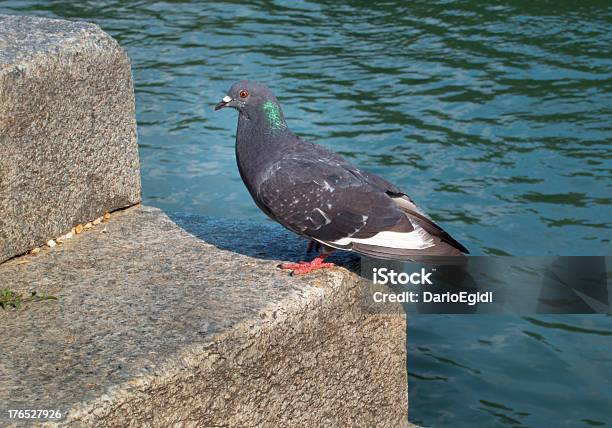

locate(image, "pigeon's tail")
(340, 195), (469, 260)
(322, 214), (467, 261)
(391, 195), (470, 254)
(351, 238), (465, 260)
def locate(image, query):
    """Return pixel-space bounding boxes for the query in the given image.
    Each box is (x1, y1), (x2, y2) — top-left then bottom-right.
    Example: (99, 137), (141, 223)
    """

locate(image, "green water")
(2, 1), (610, 426)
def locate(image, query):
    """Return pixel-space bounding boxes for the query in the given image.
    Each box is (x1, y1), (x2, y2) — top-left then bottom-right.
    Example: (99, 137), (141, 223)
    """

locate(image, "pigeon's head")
(215, 80), (287, 130)
(214, 80), (277, 112)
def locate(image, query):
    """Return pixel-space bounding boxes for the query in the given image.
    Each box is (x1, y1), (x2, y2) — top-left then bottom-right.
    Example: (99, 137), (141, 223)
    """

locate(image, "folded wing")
(255, 157), (467, 258)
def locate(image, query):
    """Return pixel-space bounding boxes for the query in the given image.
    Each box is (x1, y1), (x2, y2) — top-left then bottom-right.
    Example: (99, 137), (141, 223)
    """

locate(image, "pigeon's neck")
(235, 100), (293, 193)
(239, 100), (288, 137)
(236, 100), (291, 157)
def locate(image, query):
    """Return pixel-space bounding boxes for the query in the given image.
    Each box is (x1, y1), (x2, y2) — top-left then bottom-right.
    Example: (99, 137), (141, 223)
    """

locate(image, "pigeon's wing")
(290, 141), (469, 254)
(296, 139), (404, 193)
(255, 158), (438, 254)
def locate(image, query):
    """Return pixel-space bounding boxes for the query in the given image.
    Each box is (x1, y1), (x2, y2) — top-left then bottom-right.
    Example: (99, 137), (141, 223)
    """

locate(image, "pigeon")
(215, 80), (469, 275)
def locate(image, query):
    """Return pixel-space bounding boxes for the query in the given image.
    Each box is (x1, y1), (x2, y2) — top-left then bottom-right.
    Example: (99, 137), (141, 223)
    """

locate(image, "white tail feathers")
(331, 221), (435, 250)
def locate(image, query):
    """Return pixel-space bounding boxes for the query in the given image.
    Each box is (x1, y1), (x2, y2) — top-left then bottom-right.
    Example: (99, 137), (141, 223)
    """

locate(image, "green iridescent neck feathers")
(262, 101), (286, 132)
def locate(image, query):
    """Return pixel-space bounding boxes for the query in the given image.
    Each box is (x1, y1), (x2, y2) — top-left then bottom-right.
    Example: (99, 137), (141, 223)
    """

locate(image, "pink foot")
(279, 254), (335, 275)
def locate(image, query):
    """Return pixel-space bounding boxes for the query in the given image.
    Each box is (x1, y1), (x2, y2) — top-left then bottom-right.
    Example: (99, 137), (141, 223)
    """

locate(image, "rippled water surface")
(2, 1), (610, 426)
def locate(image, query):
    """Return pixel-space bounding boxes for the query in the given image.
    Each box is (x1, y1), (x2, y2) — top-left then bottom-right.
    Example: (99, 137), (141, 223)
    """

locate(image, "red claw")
(279, 252), (335, 275)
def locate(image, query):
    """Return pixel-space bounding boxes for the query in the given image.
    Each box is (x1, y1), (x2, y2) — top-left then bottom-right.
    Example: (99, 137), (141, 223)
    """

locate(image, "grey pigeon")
(215, 81), (469, 274)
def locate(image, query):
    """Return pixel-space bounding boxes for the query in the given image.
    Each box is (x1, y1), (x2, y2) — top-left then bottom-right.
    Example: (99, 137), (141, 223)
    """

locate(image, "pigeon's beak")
(214, 95), (232, 111)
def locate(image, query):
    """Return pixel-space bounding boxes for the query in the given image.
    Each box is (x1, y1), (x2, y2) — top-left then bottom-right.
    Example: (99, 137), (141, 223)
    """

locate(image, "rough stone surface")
(0, 206), (408, 427)
(0, 15), (141, 263)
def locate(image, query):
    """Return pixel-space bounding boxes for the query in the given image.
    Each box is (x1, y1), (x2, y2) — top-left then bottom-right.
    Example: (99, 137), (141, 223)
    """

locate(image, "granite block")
(0, 15), (140, 263)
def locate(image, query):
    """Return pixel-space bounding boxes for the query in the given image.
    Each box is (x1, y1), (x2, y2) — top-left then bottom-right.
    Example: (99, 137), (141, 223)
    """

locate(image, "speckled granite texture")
(0, 15), (141, 263)
(0, 206), (408, 427)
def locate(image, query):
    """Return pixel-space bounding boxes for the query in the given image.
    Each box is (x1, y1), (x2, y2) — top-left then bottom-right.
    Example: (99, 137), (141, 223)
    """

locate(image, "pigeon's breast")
(234, 138), (287, 221)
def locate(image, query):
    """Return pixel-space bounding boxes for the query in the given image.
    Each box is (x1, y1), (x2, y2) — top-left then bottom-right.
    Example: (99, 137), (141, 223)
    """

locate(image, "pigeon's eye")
(239, 90), (249, 98)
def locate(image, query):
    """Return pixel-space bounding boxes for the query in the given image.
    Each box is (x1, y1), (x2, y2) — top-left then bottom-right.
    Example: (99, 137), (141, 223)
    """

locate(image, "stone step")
(0, 14), (140, 263)
(0, 205), (408, 427)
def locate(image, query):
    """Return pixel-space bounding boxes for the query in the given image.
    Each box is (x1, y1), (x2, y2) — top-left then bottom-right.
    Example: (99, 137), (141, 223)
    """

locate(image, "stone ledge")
(0, 205), (408, 427)
(0, 14), (141, 263)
